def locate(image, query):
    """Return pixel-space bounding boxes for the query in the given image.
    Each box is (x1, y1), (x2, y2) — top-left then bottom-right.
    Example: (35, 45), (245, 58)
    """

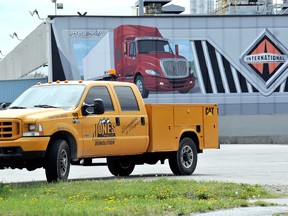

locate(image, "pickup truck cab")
(0, 80), (218, 182)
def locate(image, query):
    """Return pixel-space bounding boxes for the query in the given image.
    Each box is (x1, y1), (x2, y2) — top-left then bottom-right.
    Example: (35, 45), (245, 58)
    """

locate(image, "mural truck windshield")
(137, 39), (173, 54)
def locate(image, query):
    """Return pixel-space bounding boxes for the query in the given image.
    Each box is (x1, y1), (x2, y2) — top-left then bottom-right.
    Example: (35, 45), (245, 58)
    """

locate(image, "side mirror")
(81, 103), (93, 116)
(81, 99), (105, 116)
(94, 99), (105, 115)
(0, 103), (7, 110)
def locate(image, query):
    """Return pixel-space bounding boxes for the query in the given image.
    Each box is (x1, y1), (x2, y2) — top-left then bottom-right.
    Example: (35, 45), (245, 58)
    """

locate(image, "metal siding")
(0, 78), (48, 103)
(0, 23), (47, 80)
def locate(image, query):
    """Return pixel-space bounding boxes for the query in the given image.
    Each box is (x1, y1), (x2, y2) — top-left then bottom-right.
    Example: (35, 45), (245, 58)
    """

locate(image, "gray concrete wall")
(219, 115), (288, 144)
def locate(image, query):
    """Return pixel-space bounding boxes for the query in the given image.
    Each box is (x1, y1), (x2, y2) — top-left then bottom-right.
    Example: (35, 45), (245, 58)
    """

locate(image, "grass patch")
(0, 178), (279, 216)
(252, 200), (276, 207)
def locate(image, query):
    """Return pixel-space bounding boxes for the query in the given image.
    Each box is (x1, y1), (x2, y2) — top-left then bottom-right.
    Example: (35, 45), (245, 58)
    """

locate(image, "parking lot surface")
(1, 144), (288, 215)
(1, 144), (288, 185)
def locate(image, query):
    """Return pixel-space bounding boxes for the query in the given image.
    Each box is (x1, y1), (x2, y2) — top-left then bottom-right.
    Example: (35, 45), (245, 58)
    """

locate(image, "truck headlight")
(23, 123), (44, 137)
(28, 124), (36, 131)
(145, 70), (161, 77)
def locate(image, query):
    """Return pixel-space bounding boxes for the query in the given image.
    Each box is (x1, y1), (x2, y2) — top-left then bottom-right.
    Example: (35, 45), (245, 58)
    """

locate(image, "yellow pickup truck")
(0, 80), (218, 182)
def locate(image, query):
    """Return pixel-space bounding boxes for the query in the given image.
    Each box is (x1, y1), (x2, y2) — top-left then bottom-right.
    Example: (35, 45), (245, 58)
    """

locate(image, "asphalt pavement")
(191, 205), (288, 216)
(191, 144), (288, 216)
(1, 144), (288, 215)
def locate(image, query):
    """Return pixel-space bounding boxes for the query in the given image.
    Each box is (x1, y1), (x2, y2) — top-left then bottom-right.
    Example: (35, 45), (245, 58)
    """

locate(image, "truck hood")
(0, 108), (70, 122)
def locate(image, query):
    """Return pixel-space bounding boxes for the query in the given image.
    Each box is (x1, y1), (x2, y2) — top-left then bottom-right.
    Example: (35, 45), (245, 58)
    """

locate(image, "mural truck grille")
(162, 59), (188, 78)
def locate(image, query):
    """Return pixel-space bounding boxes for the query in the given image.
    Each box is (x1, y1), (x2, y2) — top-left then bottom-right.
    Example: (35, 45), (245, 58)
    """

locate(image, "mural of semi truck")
(2, 15), (288, 143)
(83, 25), (195, 98)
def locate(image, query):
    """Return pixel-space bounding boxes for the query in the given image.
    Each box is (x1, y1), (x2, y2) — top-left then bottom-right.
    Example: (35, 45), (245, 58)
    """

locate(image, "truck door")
(81, 86), (122, 157)
(113, 86), (149, 155)
(123, 41), (138, 80)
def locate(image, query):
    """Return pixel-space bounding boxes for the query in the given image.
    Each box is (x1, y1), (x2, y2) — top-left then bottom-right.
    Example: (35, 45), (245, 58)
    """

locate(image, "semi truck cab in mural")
(83, 25), (195, 98)
(0, 81), (218, 182)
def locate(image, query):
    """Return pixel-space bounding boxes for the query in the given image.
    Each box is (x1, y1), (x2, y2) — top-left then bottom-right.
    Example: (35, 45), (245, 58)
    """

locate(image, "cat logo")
(205, 107), (214, 116)
(240, 29), (288, 96)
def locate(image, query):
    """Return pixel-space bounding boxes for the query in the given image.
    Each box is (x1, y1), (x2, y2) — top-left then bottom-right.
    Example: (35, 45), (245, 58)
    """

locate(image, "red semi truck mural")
(83, 25), (195, 98)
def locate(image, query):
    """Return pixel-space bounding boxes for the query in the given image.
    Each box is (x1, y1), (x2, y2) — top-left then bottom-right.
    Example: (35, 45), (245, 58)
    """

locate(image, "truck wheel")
(135, 75), (149, 98)
(169, 137), (197, 175)
(45, 139), (70, 182)
(107, 157), (135, 176)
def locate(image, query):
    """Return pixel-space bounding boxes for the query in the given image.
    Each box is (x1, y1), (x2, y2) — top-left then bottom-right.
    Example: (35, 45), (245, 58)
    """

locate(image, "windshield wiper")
(9, 106), (26, 109)
(34, 105), (58, 108)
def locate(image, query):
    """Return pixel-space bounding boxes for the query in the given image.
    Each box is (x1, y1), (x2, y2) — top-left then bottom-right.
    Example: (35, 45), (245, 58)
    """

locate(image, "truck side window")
(84, 86), (114, 111)
(114, 86), (139, 111)
(129, 42), (136, 57)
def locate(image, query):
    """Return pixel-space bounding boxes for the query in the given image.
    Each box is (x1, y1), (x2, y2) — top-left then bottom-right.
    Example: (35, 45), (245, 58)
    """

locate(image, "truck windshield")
(137, 39), (173, 54)
(9, 84), (86, 110)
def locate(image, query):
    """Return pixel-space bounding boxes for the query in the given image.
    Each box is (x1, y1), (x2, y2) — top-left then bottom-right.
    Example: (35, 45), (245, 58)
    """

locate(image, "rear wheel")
(45, 139), (70, 182)
(135, 75), (149, 98)
(169, 137), (197, 175)
(107, 157), (135, 176)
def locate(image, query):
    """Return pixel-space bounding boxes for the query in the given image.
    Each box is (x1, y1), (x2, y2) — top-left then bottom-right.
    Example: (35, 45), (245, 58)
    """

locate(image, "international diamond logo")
(240, 29), (288, 96)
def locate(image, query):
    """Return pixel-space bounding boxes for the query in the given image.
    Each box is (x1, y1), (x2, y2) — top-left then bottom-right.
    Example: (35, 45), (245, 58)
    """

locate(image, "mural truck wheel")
(135, 75), (149, 98)
(45, 139), (70, 182)
(107, 157), (135, 176)
(169, 137), (197, 175)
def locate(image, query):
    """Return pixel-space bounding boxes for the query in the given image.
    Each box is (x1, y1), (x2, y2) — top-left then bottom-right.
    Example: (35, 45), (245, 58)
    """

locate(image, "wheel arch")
(134, 72), (142, 82)
(47, 131), (78, 160)
(180, 131), (202, 153)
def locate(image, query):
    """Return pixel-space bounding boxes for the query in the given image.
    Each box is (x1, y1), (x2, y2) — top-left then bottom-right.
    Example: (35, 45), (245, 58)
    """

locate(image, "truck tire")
(45, 139), (70, 182)
(169, 137), (197, 175)
(107, 157), (135, 176)
(135, 75), (149, 98)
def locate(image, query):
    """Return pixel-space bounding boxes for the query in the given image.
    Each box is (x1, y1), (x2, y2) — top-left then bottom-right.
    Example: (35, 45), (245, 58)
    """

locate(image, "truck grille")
(0, 120), (21, 140)
(161, 59), (189, 78)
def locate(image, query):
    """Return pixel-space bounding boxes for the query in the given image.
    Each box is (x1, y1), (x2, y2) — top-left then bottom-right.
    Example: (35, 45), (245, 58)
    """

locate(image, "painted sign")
(50, 16), (288, 116)
(240, 29), (288, 95)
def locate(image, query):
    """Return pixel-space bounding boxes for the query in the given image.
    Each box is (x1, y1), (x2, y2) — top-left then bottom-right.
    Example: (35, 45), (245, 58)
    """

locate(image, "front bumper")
(143, 75), (195, 92)
(0, 137), (50, 163)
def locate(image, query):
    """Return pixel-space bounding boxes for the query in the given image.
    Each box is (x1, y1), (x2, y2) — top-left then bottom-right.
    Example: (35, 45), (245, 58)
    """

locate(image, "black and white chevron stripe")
(191, 40), (288, 94)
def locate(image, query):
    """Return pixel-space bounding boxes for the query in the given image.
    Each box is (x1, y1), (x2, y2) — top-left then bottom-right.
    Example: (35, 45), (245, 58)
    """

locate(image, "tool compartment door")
(146, 105), (174, 152)
(203, 105), (219, 149)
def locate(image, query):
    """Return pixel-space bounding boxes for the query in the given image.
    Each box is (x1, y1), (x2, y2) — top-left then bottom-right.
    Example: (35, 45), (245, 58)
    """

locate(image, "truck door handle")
(141, 117), (145, 125)
(116, 117), (120, 126)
